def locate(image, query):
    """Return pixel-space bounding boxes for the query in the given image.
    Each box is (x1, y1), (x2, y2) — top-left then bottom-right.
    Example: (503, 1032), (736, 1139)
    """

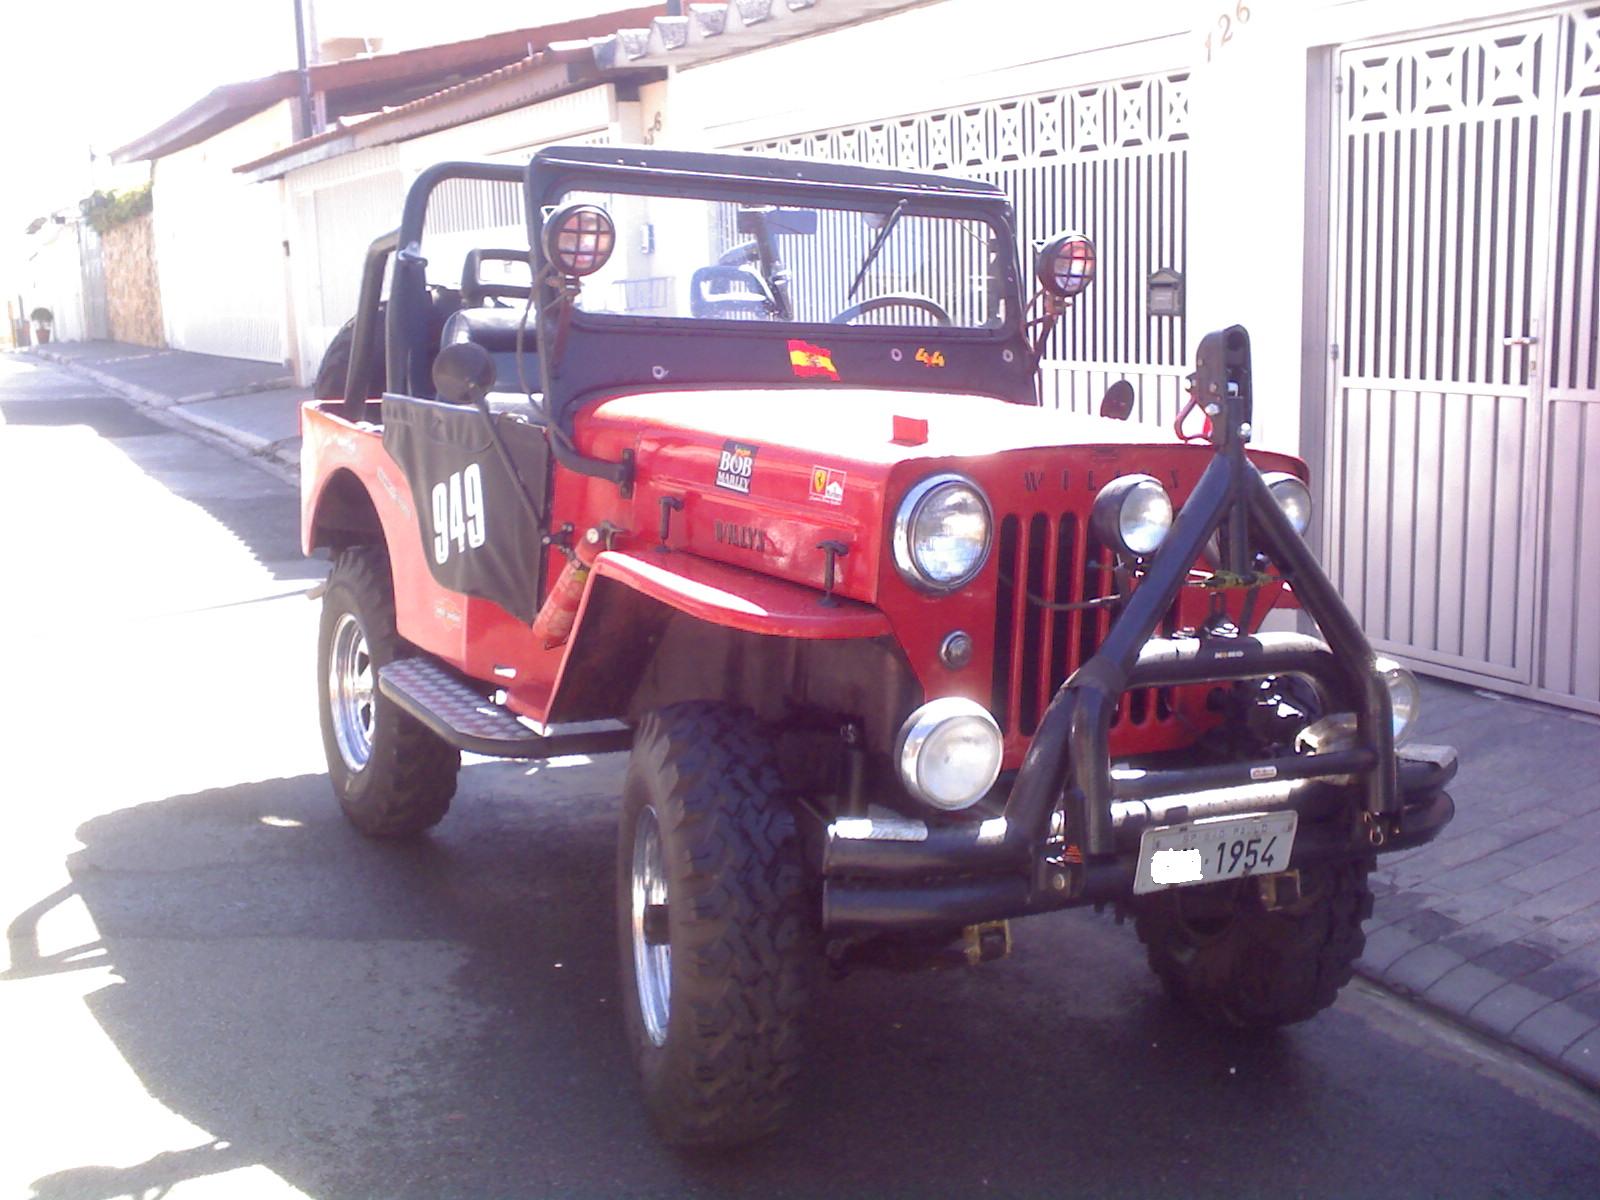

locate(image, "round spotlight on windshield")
(542, 203), (615, 278)
(1263, 472), (1314, 538)
(1092, 474), (1173, 559)
(1036, 231), (1096, 299)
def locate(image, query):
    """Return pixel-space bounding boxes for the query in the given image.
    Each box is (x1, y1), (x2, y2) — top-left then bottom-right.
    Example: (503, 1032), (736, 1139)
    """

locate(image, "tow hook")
(1361, 811), (1387, 848)
(1257, 870), (1303, 911)
(962, 920), (1012, 965)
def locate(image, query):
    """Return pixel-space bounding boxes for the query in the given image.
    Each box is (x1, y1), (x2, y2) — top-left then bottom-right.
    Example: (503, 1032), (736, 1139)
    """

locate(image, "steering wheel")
(831, 294), (953, 326)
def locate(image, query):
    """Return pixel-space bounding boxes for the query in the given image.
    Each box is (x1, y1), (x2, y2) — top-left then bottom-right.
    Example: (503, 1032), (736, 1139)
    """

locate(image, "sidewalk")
(20, 337), (1600, 1090)
(27, 339), (306, 476)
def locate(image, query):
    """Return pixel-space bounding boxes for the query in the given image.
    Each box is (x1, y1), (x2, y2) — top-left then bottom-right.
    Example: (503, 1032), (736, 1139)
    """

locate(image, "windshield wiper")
(847, 198), (910, 301)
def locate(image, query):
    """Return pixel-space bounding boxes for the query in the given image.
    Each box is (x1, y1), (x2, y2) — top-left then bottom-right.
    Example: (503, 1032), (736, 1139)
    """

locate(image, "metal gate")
(1327, 5), (1600, 712)
(742, 70), (1192, 427)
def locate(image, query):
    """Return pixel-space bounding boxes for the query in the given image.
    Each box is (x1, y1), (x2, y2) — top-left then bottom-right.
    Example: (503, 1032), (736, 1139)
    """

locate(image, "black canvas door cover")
(382, 395), (547, 622)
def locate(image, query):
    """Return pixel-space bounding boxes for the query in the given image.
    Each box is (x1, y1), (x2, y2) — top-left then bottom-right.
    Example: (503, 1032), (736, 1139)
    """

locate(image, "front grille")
(991, 511), (1179, 739)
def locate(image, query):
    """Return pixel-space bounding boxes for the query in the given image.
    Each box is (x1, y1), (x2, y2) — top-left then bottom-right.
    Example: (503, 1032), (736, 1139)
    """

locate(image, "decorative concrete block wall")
(102, 213), (165, 348)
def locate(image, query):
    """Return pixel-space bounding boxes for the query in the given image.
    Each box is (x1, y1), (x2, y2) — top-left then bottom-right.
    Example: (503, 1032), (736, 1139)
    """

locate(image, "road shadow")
(0, 387), (315, 585)
(10, 763), (1596, 1199)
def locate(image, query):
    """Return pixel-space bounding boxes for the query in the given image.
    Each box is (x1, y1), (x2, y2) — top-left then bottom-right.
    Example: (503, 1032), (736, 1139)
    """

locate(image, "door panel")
(1538, 5), (1600, 705)
(1330, 20), (1554, 686)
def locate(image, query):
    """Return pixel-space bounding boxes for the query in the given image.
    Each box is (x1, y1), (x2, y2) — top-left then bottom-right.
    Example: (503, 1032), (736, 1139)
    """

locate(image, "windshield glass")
(551, 188), (1006, 329)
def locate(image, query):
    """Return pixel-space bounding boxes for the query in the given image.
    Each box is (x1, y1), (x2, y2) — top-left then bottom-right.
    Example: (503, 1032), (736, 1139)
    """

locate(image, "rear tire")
(316, 546), (458, 837)
(1132, 860), (1373, 1028)
(616, 703), (813, 1148)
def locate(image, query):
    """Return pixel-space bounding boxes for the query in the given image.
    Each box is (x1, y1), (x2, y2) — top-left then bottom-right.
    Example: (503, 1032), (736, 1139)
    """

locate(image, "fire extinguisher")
(532, 526), (605, 646)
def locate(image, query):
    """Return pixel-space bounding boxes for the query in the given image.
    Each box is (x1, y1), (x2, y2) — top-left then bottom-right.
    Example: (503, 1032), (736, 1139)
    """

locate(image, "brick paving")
(1361, 678), (1600, 1088)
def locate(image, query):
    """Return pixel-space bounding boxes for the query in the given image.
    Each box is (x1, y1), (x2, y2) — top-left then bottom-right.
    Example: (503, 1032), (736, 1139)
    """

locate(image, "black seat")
(440, 307), (538, 396)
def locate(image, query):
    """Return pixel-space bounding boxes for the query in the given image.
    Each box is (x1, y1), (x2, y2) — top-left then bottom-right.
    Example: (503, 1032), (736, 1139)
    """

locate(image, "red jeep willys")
(302, 144), (1456, 1147)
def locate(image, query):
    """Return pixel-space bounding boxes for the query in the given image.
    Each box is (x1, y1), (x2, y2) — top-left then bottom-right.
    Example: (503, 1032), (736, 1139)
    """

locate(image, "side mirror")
(1100, 379), (1135, 421)
(1036, 232), (1096, 299)
(432, 341), (496, 407)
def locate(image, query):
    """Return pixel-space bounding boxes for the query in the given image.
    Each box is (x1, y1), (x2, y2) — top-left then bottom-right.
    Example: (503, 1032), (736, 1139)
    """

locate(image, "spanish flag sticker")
(788, 339), (839, 381)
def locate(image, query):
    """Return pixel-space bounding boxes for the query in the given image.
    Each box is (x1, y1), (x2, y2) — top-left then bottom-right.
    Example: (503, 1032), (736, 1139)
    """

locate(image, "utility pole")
(292, 0), (318, 140)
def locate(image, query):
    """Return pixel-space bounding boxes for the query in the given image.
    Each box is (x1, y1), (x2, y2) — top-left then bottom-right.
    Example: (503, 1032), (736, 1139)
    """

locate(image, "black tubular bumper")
(820, 326), (1457, 934)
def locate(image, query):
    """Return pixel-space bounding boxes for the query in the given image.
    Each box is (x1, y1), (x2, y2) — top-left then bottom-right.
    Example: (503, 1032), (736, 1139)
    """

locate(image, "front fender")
(545, 551), (912, 742)
(588, 550), (890, 639)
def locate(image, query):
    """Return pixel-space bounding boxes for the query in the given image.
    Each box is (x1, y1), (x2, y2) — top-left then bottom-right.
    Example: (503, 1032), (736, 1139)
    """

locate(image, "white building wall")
(665, 0), (1569, 457)
(153, 101), (298, 364)
(283, 84), (630, 384)
(24, 220), (90, 343)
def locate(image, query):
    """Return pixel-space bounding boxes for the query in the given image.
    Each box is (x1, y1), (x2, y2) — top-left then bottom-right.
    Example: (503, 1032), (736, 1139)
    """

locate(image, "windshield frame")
(544, 185), (1011, 335)
(522, 145), (1037, 428)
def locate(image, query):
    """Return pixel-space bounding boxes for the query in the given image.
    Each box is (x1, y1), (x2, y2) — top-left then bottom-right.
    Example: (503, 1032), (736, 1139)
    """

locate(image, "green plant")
(29, 307), (53, 324)
(79, 183), (153, 235)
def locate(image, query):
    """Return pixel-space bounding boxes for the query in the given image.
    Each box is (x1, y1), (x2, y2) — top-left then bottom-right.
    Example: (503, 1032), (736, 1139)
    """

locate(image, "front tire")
(1133, 860), (1373, 1028)
(316, 547), (459, 837)
(616, 703), (813, 1148)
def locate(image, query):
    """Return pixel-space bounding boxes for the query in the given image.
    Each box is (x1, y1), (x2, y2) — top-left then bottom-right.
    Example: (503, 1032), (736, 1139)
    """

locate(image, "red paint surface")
(304, 387), (1305, 764)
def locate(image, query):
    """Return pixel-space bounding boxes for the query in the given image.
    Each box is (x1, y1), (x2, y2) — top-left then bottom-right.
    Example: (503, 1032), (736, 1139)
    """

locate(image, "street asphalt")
(3, 348), (1599, 1198)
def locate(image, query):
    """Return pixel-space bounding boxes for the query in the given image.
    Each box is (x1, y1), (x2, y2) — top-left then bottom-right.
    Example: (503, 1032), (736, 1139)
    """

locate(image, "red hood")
(576, 386), (1303, 604)
(585, 387), (1180, 465)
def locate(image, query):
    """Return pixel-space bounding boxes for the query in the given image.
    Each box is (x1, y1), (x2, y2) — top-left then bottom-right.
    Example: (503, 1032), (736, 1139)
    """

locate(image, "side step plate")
(377, 657), (631, 759)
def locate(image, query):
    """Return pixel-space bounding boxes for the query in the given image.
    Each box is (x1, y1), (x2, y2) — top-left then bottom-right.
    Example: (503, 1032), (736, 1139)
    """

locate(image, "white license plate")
(1132, 810), (1298, 895)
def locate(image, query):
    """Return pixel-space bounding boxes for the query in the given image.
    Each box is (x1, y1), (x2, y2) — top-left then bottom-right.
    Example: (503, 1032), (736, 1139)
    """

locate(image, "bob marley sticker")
(716, 440), (759, 493)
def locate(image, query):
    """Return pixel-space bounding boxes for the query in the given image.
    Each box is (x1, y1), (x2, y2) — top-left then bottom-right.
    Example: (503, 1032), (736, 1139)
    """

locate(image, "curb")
(30, 346), (294, 409)
(27, 347), (301, 484)
(1358, 953), (1600, 1093)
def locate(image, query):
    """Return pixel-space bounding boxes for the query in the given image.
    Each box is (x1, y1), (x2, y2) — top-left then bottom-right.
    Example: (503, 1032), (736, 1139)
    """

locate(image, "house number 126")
(1203, 1), (1251, 62)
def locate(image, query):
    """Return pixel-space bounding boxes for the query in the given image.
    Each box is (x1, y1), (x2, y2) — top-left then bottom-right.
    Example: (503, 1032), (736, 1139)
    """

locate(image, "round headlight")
(1092, 474), (1173, 558)
(1294, 657), (1421, 756)
(897, 697), (1004, 811)
(1376, 656), (1421, 745)
(893, 474), (993, 592)
(542, 203), (615, 277)
(1264, 472), (1313, 538)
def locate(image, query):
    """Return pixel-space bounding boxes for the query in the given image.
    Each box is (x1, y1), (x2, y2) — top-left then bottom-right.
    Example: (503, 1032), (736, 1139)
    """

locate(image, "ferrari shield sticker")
(809, 465), (846, 506)
(788, 339), (839, 381)
(716, 440), (759, 493)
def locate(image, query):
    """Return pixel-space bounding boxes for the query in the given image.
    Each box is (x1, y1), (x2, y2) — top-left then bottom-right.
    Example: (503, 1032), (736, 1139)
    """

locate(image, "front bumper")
(821, 728), (1455, 932)
(820, 327), (1461, 935)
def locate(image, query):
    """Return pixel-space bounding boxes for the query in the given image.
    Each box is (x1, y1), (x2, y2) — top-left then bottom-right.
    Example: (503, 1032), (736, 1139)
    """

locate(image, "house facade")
(621, 0), (1598, 713)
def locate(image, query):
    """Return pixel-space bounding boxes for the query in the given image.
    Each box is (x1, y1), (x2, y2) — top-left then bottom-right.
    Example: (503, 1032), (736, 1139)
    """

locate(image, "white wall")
(23, 220), (89, 343)
(282, 84), (632, 384)
(153, 101), (298, 364)
(663, 0), (1568, 457)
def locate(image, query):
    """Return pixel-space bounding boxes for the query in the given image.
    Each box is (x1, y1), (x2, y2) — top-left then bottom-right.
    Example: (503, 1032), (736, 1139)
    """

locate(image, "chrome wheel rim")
(329, 611), (376, 773)
(630, 804), (671, 1047)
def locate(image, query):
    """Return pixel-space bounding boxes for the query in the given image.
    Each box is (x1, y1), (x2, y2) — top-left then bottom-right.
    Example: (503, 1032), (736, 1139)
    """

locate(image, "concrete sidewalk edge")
(26, 345), (301, 481)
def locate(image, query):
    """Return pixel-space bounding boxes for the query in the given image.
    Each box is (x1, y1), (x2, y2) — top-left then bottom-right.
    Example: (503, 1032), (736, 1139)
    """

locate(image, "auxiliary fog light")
(542, 203), (615, 277)
(1263, 471), (1314, 538)
(1092, 474), (1173, 558)
(896, 697), (1004, 812)
(1294, 657), (1422, 757)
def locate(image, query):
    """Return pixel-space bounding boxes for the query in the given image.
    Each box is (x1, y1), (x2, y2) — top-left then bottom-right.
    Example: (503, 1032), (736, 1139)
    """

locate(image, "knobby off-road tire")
(316, 547), (459, 837)
(616, 703), (813, 1148)
(1133, 860), (1373, 1029)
